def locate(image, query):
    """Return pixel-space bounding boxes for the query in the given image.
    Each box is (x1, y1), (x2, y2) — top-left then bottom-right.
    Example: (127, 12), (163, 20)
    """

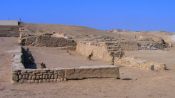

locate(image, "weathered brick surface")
(11, 46), (120, 83)
(12, 66), (120, 83)
(65, 66), (120, 80)
(19, 34), (76, 49)
(115, 57), (167, 71)
(76, 41), (124, 63)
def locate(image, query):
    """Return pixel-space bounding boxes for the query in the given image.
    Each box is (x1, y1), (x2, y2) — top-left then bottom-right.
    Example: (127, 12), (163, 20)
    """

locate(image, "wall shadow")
(21, 47), (37, 69)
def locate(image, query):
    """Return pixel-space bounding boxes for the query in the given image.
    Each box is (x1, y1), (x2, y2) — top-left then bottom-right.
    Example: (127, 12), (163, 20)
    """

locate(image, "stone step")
(12, 65), (120, 83)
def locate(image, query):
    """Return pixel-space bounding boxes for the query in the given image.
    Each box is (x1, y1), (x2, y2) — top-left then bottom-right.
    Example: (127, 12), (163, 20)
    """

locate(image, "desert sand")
(1, 37), (175, 98)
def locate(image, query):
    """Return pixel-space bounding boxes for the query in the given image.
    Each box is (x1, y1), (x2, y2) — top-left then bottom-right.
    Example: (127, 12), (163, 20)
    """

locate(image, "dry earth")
(0, 37), (175, 98)
(28, 47), (109, 68)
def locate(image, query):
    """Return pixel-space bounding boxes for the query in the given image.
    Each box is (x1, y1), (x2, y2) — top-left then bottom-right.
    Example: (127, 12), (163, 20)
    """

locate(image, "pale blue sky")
(0, 0), (174, 31)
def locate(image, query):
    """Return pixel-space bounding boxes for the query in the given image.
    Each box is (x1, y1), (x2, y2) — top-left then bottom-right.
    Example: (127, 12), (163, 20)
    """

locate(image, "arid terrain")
(29, 46), (108, 68)
(0, 23), (175, 98)
(1, 35), (175, 98)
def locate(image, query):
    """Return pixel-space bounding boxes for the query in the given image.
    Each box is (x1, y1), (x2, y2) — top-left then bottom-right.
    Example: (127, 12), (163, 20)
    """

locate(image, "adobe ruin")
(0, 21), (171, 83)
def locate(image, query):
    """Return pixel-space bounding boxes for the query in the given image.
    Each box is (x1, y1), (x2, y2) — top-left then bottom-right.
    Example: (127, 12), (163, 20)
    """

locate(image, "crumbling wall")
(137, 40), (169, 50)
(11, 46), (120, 83)
(115, 57), (167, 71)
(19, 34), (76, 49)
(11, 46), (24, 70)
(118, 39), (169, 51)
(76, 41), (124, 63)
(76, 41), (112, 62)
(119, 40), (138, 51)
(137, 35), (169, 50)
(12, 66), (120, 83)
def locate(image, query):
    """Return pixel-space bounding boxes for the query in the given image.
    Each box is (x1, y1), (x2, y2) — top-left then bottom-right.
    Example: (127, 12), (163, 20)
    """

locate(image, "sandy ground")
(1, 37), (175, 98)
(125, 49), (175, 70)
(29, 47), (109, 68)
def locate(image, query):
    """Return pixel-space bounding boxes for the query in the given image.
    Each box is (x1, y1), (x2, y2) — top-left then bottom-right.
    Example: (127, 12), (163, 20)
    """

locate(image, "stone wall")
(137, 36), (169, 50)
(12, 66), (120, 83)
(115, 57), (167, 71)
(118, 40), (169, 51)
(19, 33), (76, 49)
(119, 40), (138, 51)
(137, 40), (169, 50)
(11, 46), (120, 83)
(76, 41), (124, 63)
(11, 46), (24, 70)
(76, 41), (113, 62)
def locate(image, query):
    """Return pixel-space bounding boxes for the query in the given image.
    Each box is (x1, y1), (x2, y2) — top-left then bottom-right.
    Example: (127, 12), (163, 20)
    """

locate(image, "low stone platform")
(11, 46), (120, 83)
(12, 66), (120, 83)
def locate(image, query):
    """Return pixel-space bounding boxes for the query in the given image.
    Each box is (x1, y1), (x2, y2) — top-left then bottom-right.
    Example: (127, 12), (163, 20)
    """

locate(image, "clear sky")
(0, 0), (174, 32)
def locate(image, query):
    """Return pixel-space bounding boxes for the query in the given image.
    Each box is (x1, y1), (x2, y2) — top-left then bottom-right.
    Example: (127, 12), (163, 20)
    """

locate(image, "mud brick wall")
(138, 41), (169, 50)
(65, 66), (120, 80)
(115, 57), (167, 71)
(11, 46), (25, 70)
(36, 35), (76, 47)
(76, 41), (112, 62)
(20, 35), (76, 49)
(119, 41), (139, 51)
(12, 69), (65, 83)
(12, 66), (120, 83)
(11, 46), (120, 83)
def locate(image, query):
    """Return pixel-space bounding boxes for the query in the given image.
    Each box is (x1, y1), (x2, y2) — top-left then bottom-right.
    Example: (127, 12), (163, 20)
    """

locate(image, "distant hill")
(23, 23), (110, 39)
(22, 23), (172, 43)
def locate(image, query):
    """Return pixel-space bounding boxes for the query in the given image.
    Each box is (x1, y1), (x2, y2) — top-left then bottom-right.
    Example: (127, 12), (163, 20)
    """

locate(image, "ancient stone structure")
(11, 47), (120, 83)
(137, 35), (169, 50)
(76, 41), (124, 63)
(19, 33), (76, 49)
(12, 66), (120, 83)
(11, 46), (24, 70)
(137, 40), (168, 50)
(119, 40), (138, 51)
(118, 39), (169, 51)
(115, 57), (167, 71)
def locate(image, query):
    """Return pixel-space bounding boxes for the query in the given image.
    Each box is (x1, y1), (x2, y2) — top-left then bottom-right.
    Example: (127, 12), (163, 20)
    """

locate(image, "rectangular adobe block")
(65, 65), (120, 80)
